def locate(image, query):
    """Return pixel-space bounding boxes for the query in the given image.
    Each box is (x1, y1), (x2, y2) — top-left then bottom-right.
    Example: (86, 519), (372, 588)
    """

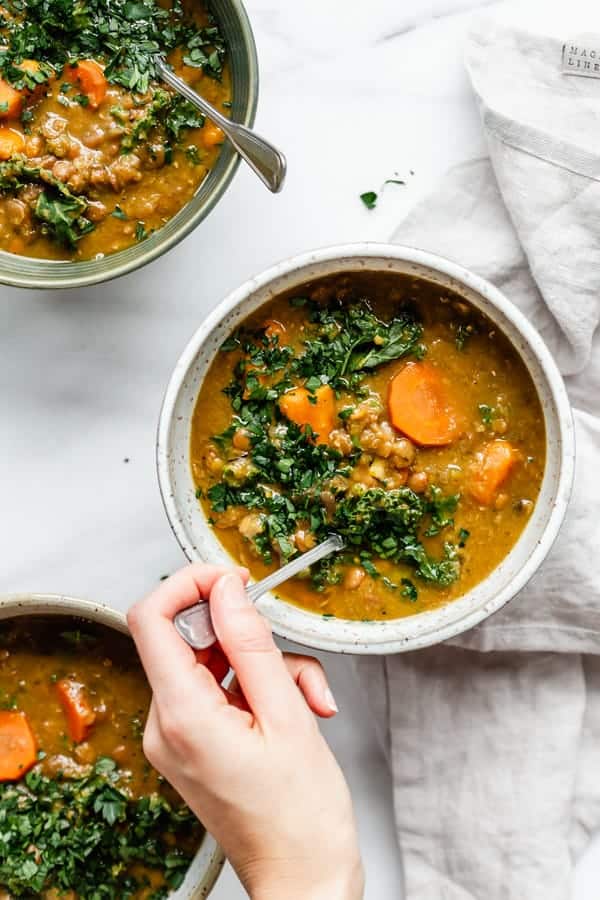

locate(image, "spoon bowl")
(174, 534), (344, 650)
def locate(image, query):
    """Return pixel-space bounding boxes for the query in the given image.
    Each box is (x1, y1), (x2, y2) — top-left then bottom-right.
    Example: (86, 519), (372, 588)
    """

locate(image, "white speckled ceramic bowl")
(157, 243), (575, 655)
(0, 593), (225, 898)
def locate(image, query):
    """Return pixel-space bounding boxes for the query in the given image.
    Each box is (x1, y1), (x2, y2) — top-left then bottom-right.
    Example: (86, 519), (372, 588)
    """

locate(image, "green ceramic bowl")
(0, 0), (259, 290)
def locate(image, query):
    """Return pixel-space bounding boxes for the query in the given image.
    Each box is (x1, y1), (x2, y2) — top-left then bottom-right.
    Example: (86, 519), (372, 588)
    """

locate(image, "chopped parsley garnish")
(119, 89), (205, 155)
(205, 297), (461, 594)
(135, 220), (148, 241)
(0, 757), (200, 898)
(0, 0), (227, 95)
(478, 403), (495, 426)
(111, 204), (128, 220)
(186, 144), (202, 165)
(334, 489), (459, 586)
(455, 321), (477, 351)
(458, 528), (470, 547)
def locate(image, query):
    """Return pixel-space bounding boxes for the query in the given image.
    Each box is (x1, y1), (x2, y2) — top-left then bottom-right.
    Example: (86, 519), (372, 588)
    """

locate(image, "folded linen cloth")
(356, 3), (600, 897)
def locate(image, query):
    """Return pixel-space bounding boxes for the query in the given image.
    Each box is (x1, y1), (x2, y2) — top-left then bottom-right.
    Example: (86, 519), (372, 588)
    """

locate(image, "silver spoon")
(174, 533), (345, 650)
(155, 56), (287, 193)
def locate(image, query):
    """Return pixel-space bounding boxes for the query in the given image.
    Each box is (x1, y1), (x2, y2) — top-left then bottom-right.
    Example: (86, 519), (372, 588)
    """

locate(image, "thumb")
(210, 573), (305, 728)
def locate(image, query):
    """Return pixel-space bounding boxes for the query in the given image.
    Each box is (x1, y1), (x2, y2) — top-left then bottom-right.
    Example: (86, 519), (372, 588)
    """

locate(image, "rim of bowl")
(156, 242), (576, 655)
(0, 592), (226, 898)
(0, 0), (259, 290)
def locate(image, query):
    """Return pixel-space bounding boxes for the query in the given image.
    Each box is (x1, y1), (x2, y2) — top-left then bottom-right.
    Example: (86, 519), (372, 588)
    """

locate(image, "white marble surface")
(1, 0), (599, 896)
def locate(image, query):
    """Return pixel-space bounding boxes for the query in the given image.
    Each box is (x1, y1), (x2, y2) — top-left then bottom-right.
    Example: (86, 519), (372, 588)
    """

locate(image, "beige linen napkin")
(356, 2), (600, 896)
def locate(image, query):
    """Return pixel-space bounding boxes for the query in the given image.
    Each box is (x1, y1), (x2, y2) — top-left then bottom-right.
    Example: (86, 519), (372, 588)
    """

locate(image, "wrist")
(251, 859), (364, 900)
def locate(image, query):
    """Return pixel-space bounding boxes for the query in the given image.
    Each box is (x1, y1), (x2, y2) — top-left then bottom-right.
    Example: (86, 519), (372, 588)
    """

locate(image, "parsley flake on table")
(360, 190), (378, 210)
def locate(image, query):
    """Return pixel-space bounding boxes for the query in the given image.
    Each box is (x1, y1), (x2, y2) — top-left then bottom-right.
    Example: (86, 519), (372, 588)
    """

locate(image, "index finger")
(127, 563), (248, 707)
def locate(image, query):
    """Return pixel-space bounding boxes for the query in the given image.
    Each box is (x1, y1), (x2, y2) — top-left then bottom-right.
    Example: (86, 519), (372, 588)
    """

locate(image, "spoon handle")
(173, 534), (344, 651)
(155, 57), (287, 193)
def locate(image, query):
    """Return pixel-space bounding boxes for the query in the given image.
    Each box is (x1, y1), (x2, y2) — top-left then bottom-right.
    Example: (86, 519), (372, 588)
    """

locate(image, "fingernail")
(324, 688), (339, 713)
(213, 573), (249, 609)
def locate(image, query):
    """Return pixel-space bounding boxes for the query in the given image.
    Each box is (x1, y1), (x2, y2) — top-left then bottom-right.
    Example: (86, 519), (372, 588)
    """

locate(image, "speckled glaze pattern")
(0, 0), (259, 289)
(157, 243), (576, 656)
(0, 593), (225, 898)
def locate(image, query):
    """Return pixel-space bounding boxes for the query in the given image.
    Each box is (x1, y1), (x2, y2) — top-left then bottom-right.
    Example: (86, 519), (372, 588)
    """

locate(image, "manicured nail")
(214, 573), (249, 609)
(324, 688), (339, 713)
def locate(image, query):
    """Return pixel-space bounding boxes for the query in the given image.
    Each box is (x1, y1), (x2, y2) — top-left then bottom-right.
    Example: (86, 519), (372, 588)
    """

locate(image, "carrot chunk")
(63, 60), (107, 109)
(0, 61), (47, 120)
(0, 127), (25, 159)
(279, 384), (336, 444)
(263, 319), (287, 341)
(0, 78), (24, 119)
(0, 710), (37, 781)
(202, 122), (224, 148)
(388, 361), (463, 447)
(469, 440), (520, 506)
(56, 678), (96, 744)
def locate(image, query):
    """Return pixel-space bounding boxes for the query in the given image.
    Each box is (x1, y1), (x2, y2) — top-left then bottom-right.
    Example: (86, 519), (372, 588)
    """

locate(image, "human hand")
(127, 564), (364, 900)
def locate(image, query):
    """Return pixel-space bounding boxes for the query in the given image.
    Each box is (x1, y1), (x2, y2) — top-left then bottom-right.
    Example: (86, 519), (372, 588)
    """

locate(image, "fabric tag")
(562, 38), (600, 78)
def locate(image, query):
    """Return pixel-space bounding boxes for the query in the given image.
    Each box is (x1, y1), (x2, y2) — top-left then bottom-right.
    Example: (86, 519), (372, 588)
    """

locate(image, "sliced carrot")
(56, 678), (96, 744)
(469, 440), (520, 506)
(202, 122), (224, 148)
(0, 78), (24, 119)
(0, 60), (48, 120)
(63, 60), (107, 109)
(263, 319), (287, 342)
(279, 384), (336, 445)
(388, 361), (463, 447)
(0, 710), (37, 781)
(0, 127), (25, 159)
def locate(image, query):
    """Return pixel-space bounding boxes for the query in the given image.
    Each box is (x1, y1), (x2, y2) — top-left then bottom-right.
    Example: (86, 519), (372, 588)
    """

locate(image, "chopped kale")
(291, 301), (424, 391)
(424, 486), (459, 536)
(0, 157), (94, 246)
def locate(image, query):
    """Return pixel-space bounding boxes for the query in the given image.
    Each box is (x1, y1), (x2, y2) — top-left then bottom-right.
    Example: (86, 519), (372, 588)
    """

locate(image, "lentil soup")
(0, 0), (231, 260)
(190, 272), (546, 622)
(0, 616), (203, 898)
